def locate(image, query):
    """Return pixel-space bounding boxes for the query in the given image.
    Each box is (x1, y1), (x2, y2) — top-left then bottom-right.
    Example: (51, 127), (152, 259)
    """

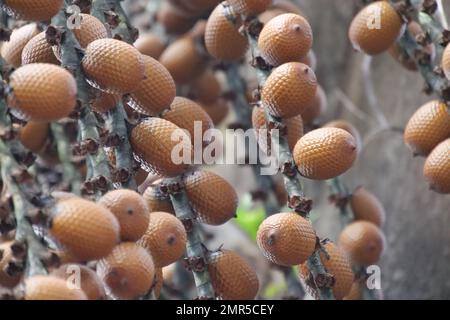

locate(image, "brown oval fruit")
(49, 198), (120, 261)
(404, 100), (450, 156)
(22, 32), (59, 65)
(258, 13), (313, 67)
(323, 119), (362, 152)
(338, 221), (385, 266)
(72, 14), (108, 48)
(129, 55), (176, 116)
(99, 189), (150, 241)
(3, 0), (63, 21)
(184, 170), (238, 225)
(1, 23), (39, 67)
(98, 242), (155, 300)
(423, 138), (450, 194)
(25, 275), (87, 300)
(130, 118), (192, 177)
(262, 62), (317, 118)
(19, 121), (49, 153)
(299, 242), (353, 300)
(350, 186), (386, 227)
(0, 241), (21, 288)
(138, 211), (187, 268)
(208, 249), (259, 300)
(153, 268), (164, 299)
(190, 69), (222, 104)
(134, 33), (166, 59)
(204, 3), (248, 61)
(7, 63), (77, 121)
(293, 127), (357, 180)
(143, 182), (175, 214)
(157, 0), (196, 34)
(82, 39), (145, 94)
(301, 84), (327, 124)
(228, 0), (271, 16)
(90, 90), (121, 113)
(256, 212), (316, 266)
(201, 99), (230, 125)
(349, 1), (404, 55)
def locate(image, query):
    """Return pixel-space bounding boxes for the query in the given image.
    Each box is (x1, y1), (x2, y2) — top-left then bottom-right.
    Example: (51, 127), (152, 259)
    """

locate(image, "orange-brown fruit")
(72, 14), (108, 48)
(301, 84), (326, 124)
(404, 100), (450, 156)
(201, 99), (230, 125)
(190, 69), (222, 104)
(343, 281), (363, 300)
(7, 63), (77, 121)
(299, 242), (354, 300)
(157, 0), (196, 34)
(350, 186), (386, 227)
(134, 33), (166, 59)
(98, 242), (155, 300)
(349, 1), (404, 55)
(262, 62), (317, 118)
(227, 0), (271, 16)
(25, 275), (87, 300)
(258, 13), (313, 67)
(143, 183), (175, 214)
(0, 241), (21, 288)
(252, 106), (303, 152)
(293, 127), (357, 180)
(259, 7), (286, 24)
(90, 90), (121, 113)
(153, 268), (164, 299)
(1, 23), (39, 67)
(256, 212), (316, 266)
(208, 249), (259, 300)
(49, 198), (120, 261)
(423, 138), (450, 194)
(19, 121), (49, 153)
(138, 211), (187, 268)
(99, 189), (150, 242)
(184, 170), (238, 225)
(159, 36), (206, 84)
(82, 38), (145, 94)
(51, 264), (106, 300)
(161, 97), (214, 146)
(323, 119), (362, 152)
(204, 3), (248, 61)
(21, 32), (59, 65)
(338, 221), (385, 266)
(299, 50), (317, 71)
(129, 55), (176, 116)
(3, 0), (63, 21)
(443, 43), (450, 80)
(130, 118), (192, 177)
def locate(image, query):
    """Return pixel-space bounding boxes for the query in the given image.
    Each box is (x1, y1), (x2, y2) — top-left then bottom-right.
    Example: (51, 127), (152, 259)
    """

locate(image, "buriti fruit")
(49, 198), (120, 261)
(350, 186), (386, 227)
(201, 99), (230, 125)
(90, 91), (121, 114)
(82, 39), (145, 94)
(258, 13), (313, 67)
(349, 1), (404, 55)
(21, 32), (59, 65)
(404, 100), (450, 156)
(134, 33), (166, 59)
(262, 62), (317, 118)
(25, 275), (87, 300)
(204, 2), (248, 61)
(424, 138), (450, 194)
(138, 211), (187, 268)
(157, 0), (196, 34)
(130, 118), (192, 177)
(99, 189), (150, 242)
(0, 241), (21, 288)
(301, 85), (327, 124)
(189, 69), (222, 104)
(256, 212), (316, 266)
(153, 268), (164, 299)
(299, 241), (354, 300)
(227, 0), (272, 16)
(129, 55), (176, 116)
(293, 127), (357, 180)
(19, 121), (49, 153)
(208, 249), (259, 300)
(51, 264), (106, 300)
(0, 23), (39, 67)
(339, 221), (385, 266)
(2, 0), (63, 21)
(183, 170), (238, 225)
(323, 119), (362, 152)
(7, 63), (77, 121)
(143, 182), (175, 214)
(97, 242), (155, 300)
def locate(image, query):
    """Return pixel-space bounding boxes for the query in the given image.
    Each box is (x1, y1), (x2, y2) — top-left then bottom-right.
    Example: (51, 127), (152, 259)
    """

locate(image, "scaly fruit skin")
(51, 264), (106, 300)
(404, 100), (450, 156)
(262, 62), (317, 118)
(90, 91), (121, 113)
(134, 33), (166, 59)
(143, 183), (175, 214)
(299, 242), (354, 300)
(339, 221), (385, 266)
(138, 211), (187, 267)
(19, 121), (49, 153)
(323, 119), (362, 152)
(184, 170), (238, 225)
(99, 189), (150, 241)
(49, 198), (120, 261)
(25, 275), (87, 300)
(82, 39), (145, 94)
(228, 0), (272, 16)
(208, 249), (259, 300)
(301, 84), (326, 124)
(97, 242), (155, 300)
(351, 187), (386, 227)
(72, 14), (108, 49)
(201, 99), (230, 125)
(258, 13), (313, 67)
(424, 138), (450, 194)
(8, 63), (77, 121)
(204, 3), (248, 61)
(0, 241), (21, 288)
(130, 118), (192, 177)
(129, 55), (176, 116)
(3, 0), (63, 21)
(443, 43), (450, 80)
(1, 23), (39, 67)
(349, 1), (404, 55)
(190, 69), (222, 104)
(293, 128), (357, 180)
(256, 212), (316, 266)
(22, 32), (59, 65)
